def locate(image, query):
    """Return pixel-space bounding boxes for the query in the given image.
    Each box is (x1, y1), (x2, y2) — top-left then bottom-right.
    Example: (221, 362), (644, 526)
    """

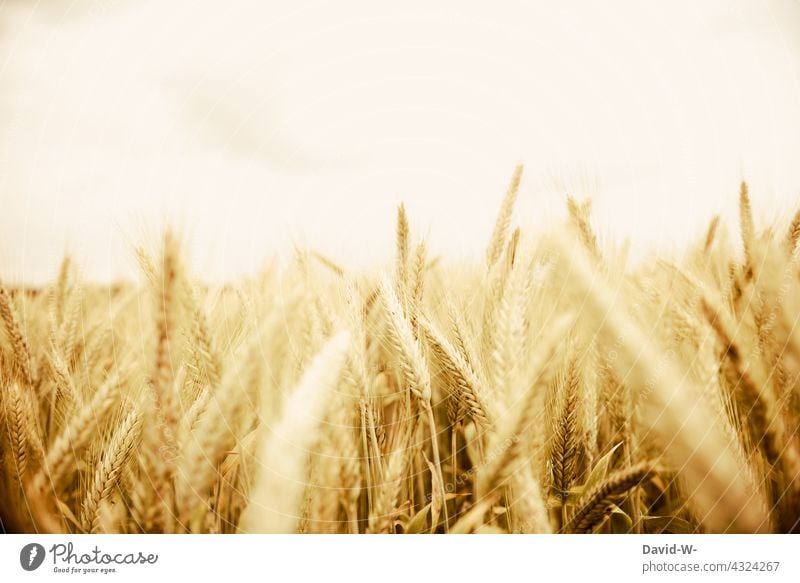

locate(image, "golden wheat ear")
(240, 331), (351, 534)
(0, 285), (34, 385)
(396, 202), (410, 287)
(562, 461), (660, 534)
(549, 358), (581, 505)
(486, 164), (523, 269)
(787, 207), (800, 254)
(81, 406), (141, 533)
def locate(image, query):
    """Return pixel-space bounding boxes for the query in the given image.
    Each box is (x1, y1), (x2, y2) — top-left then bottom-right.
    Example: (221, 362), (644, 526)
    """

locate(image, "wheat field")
(1, 168), (799, 534)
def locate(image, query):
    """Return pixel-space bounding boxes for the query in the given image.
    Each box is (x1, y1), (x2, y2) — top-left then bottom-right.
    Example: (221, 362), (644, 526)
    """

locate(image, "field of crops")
(1, 168), (798, 533)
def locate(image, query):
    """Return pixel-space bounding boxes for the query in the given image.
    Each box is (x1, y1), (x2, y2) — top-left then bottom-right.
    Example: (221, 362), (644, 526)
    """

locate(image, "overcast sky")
(1, 0), (799, 283)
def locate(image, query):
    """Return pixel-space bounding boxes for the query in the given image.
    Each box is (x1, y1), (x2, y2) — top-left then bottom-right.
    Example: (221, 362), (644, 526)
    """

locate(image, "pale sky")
(1, 0), (799, 283)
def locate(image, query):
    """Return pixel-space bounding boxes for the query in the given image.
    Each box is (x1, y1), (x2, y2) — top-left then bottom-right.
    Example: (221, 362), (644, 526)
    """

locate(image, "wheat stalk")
(550, 358), (581, 502)
(2, 382), (31, 479)
(0, 285), (33, 384)
(739, 181), (755, 280)
(240, 331), (350, 533)
(563, 461), (659, 533)
(486, 164), (523, 269)
(396, 203), (410, 287)
(419, 317), (492, 430)
(81, 407), (141, 533)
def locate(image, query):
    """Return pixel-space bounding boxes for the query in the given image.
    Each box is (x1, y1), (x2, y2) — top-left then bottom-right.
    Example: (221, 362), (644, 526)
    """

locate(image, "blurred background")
(1, 0), (799, 283)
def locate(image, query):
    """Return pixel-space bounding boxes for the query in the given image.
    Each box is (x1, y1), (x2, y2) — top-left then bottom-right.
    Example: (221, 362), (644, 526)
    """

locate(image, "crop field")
(1, 168), (798, 534)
